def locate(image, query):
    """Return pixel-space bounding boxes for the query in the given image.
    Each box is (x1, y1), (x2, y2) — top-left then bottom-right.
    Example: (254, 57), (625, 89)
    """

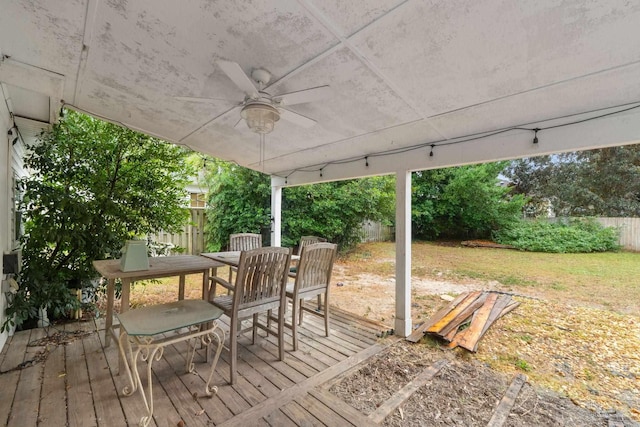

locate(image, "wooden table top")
(93, 255), (225, 279)
(201, 251), (299, 267)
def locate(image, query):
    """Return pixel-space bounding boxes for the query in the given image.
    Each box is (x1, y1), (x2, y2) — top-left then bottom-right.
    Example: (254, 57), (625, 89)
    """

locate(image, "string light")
(532, 128), (540, 144)
(277, 101), (640, 181)
(58, 99), (640, 182)
(8, 113), (19, 145)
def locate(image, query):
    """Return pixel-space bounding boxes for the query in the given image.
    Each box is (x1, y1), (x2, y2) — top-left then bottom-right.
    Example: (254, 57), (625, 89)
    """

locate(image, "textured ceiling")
(2, 0), (640, 185)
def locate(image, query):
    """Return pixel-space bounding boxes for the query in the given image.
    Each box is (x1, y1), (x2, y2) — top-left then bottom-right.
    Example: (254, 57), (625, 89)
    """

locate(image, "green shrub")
(493, 218), (620, 253)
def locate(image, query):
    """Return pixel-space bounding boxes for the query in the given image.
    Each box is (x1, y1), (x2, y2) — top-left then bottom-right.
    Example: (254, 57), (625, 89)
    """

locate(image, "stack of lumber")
(406, 291), (520, 352)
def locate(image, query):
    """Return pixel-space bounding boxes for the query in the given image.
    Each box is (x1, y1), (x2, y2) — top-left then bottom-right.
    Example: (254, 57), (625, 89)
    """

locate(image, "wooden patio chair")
(289, 235), (328, 309)
(208, 246), (292, 384)
(285, 242), (337, 351)
(228, 233), (262, 283)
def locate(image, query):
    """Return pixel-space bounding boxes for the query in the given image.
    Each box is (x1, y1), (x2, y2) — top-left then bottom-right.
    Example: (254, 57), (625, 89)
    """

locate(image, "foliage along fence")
(548, 217), (640, 251)
(148, 208), (207, 255)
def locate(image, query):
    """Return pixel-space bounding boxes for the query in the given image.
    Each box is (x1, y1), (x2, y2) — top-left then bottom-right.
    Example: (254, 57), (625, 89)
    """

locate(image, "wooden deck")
(0, 305), (391, 427)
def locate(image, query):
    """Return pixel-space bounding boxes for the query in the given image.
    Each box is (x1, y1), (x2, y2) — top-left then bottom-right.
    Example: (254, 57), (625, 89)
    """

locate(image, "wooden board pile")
(406, 291), (520, 352)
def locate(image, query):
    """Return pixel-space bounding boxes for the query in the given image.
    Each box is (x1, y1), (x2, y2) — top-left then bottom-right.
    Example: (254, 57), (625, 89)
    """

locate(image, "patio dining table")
(93, 255), (225, 347)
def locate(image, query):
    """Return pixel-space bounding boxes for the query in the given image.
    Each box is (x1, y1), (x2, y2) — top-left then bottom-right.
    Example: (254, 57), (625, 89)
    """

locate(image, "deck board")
(2, 305), (386, 426)
(0, 329), (31, 426)
(39, 342), (67, 426)
(7, 328), (44, 427)
(65, 324), (98, 427)
(83, 329), (128, 427)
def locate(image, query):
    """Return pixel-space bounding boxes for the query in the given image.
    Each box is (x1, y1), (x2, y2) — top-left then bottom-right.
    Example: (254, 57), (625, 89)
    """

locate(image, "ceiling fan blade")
(174, 96), (236, 103)
(233, 116), (245, 129)
(274, 85), (331, 106)
(279, 108), (317, 128)
(217, 60), (258, 97)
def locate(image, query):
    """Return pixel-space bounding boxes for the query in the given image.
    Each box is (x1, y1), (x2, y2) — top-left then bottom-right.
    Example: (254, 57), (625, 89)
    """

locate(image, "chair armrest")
(210, 276), (234, 299)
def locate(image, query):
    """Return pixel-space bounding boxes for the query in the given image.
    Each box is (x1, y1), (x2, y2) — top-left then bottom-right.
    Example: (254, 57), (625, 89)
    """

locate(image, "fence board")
(596, 217), (640, 251)
(361, 220), (394, 243)
(148, 208), (206, 255)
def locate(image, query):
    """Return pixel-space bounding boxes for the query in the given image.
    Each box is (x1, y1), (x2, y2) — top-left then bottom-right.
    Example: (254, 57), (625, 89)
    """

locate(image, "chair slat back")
(234, 247), (292, 308)
(297, 235), (327, 255)
(295, 243), (337, 292)
(229, 233), (262, 251)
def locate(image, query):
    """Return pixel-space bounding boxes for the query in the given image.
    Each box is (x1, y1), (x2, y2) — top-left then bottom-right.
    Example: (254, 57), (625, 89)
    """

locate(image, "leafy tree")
(282, 176), (395, 249)
(204, 160), (395, 251)
(2, 110), (193, 331)
(505, 145), (640, 217)
(412, 162), (526, 240)
(204, 160), (272, 251)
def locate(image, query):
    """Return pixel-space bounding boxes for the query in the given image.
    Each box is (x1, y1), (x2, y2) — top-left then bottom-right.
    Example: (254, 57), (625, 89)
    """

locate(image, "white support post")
(394, 170), (412, 337)
(270, 176), (282, 247)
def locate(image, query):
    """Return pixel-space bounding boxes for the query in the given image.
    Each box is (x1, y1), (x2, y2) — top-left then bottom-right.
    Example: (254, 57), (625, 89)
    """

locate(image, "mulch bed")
(328, 340), (637, 426)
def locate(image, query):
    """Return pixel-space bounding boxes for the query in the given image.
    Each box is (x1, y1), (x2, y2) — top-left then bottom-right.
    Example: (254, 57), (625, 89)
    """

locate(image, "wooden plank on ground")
(426, 291), (481, 334)
(455, 293), (499, 351)
(499, 300), (521, 318)
(368, 359), (448, 424)
(406, 292), (469, 342)
(437, 292), (488, 338)
(487, 373), (527, 427)
(446, 311), (475, 349)
(479, 295), (513, 338)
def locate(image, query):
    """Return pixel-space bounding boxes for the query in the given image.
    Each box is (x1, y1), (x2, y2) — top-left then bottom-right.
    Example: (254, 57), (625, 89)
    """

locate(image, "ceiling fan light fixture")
(241, 103), (280, 134)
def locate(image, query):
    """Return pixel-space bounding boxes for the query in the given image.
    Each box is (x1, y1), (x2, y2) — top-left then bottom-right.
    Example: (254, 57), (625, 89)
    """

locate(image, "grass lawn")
(129, 241), (640, 422)
(341, 241), (640, 315)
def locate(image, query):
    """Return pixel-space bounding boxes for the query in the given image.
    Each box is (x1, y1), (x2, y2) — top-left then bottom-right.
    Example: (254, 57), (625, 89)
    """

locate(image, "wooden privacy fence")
(148, 214), (394, 255)
(148, 215), (640, 253)
(148, 208), (207, 255)
(595, 217), (640, 251)
(361, 220), (394, 242)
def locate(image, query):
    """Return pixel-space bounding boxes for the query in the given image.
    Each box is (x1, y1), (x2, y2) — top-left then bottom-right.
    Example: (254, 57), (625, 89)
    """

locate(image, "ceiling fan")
(178, 60), (331, 134)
